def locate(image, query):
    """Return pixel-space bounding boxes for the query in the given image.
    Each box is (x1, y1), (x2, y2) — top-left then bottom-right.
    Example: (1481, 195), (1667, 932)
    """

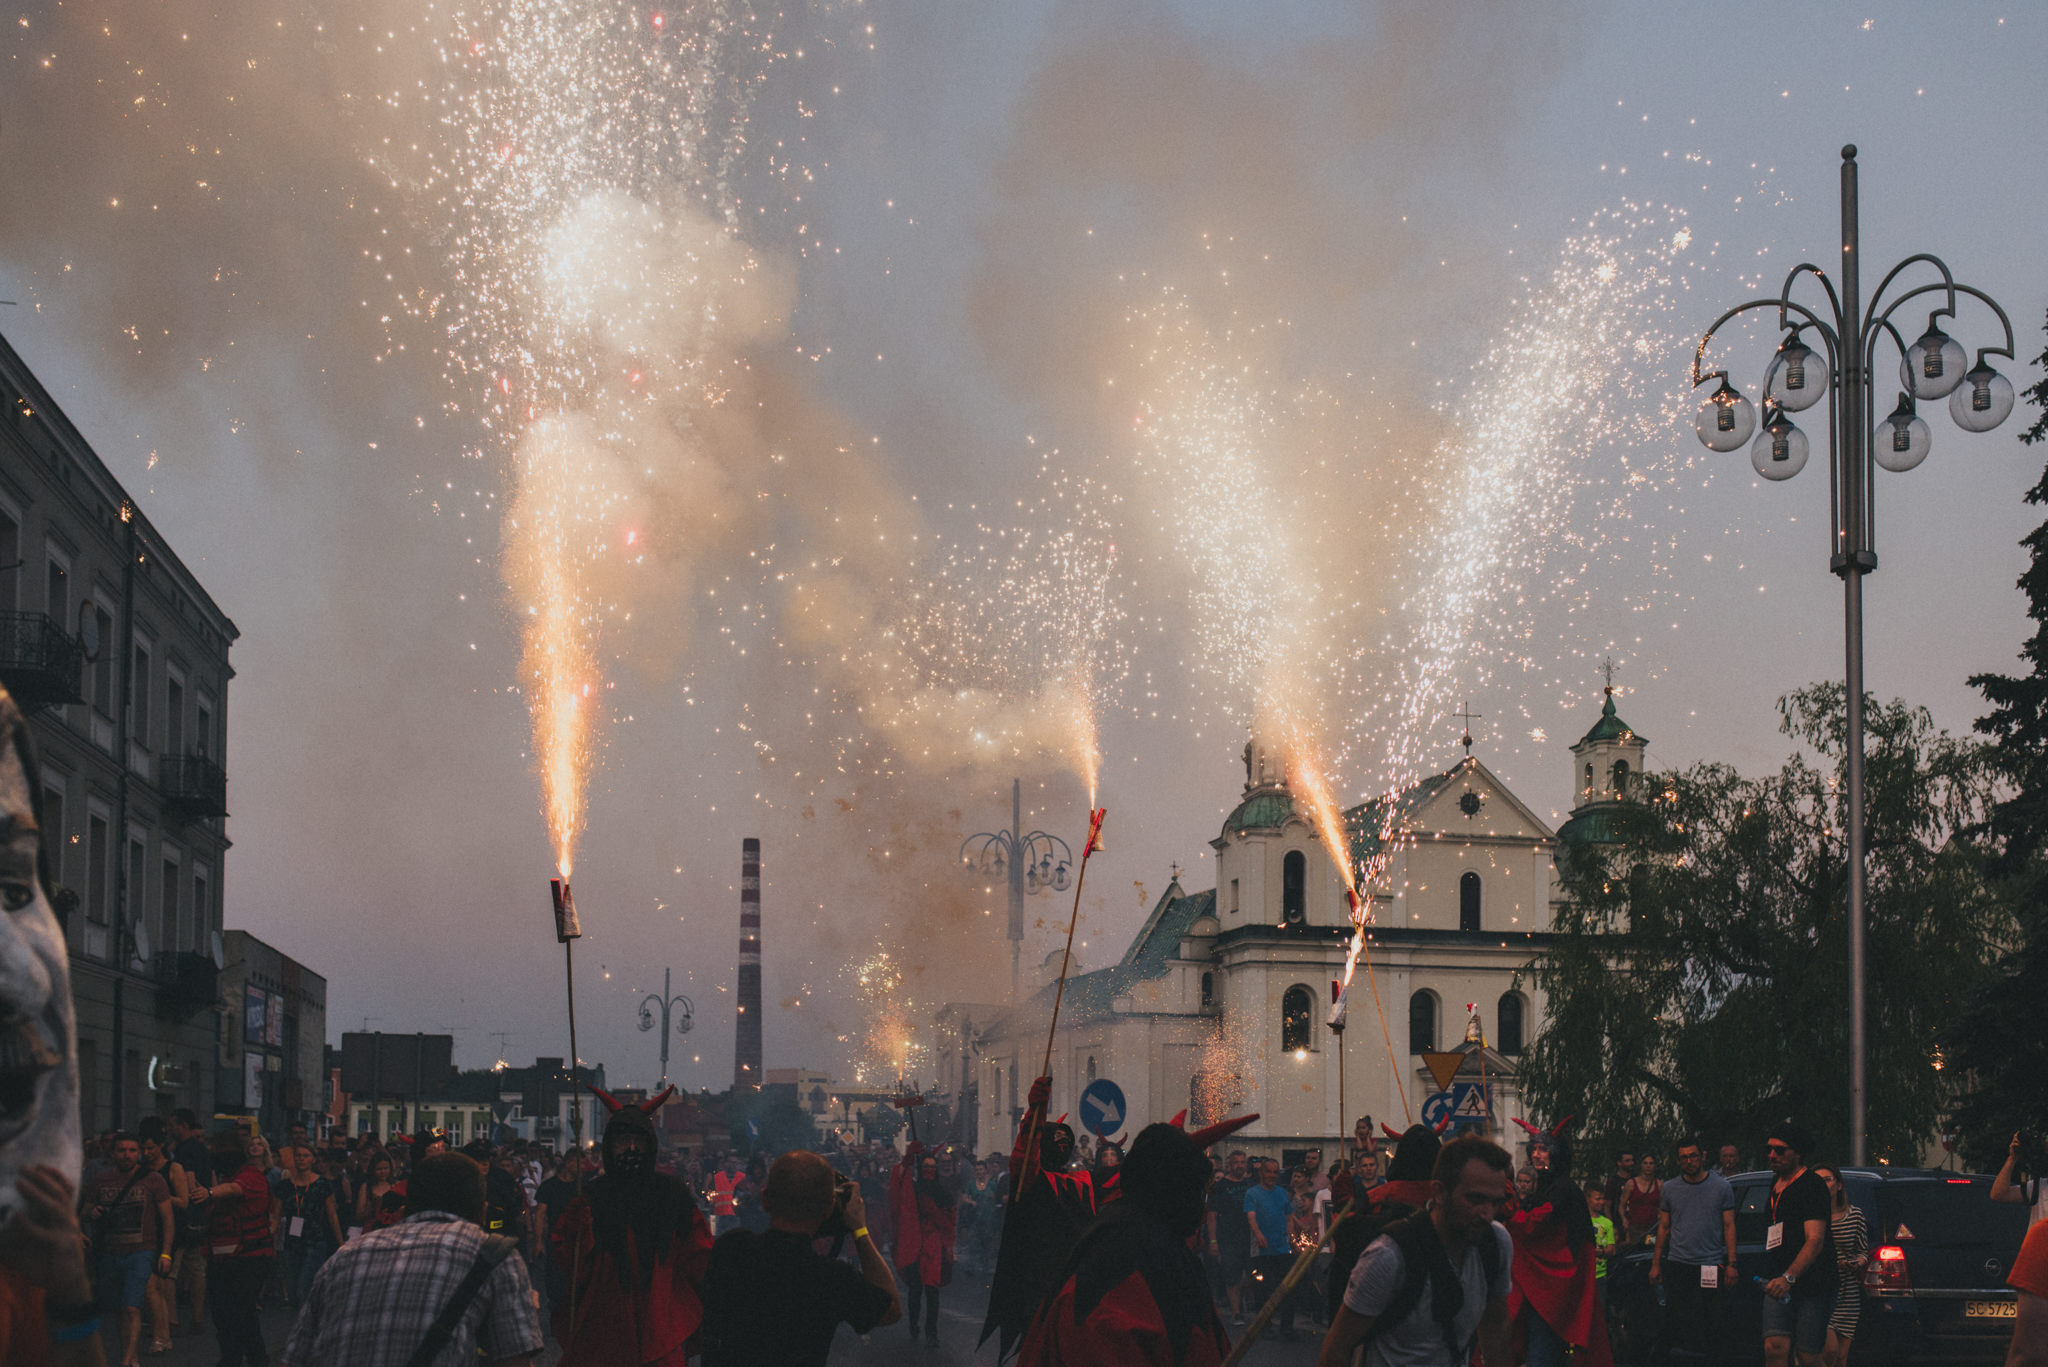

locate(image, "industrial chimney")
(735, 837), (762, 1090)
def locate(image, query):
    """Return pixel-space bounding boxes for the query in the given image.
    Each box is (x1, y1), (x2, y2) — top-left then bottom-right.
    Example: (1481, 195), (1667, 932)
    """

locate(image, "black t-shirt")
(171, 1137), (214, 1246)
(536, 1176), (578, 1229)
(1765, 1169), (1836, 1299)
(1209, 1176), (1251, 1255)
(701, 1228), (893, 1367)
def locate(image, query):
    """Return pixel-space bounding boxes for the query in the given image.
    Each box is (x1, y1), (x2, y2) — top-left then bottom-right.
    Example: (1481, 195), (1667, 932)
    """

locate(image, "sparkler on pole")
(548, 876), (586, 1347)
(1017, 804), (1107, 1195)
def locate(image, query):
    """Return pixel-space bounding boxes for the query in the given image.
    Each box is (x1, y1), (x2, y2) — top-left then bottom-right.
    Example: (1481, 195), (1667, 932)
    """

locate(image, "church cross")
(1453, 700), (1483, 756)
(1601, 656), (1619, 695)
(1168, 860), (1184, 882)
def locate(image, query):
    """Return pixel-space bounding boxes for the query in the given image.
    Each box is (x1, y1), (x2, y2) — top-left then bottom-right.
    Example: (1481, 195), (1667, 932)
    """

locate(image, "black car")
(1608, 1167), (2027, 1363)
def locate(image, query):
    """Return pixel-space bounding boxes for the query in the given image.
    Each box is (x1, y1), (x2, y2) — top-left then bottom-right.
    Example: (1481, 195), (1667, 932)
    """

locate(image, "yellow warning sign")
(1422, 1051), (1465, 1094)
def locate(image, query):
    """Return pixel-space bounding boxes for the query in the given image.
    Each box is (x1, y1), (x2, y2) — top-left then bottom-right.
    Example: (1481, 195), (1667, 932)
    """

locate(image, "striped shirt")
(282, 1212), (541, 1367)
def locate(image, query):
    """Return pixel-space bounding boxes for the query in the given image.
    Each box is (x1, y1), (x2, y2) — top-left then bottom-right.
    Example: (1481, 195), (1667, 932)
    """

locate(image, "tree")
(1948, 307), (2048, 1169)
(861, 1101), (906, 1144)
(727, 1090), (818, 1156)
(1521, 685), (2011, 1164)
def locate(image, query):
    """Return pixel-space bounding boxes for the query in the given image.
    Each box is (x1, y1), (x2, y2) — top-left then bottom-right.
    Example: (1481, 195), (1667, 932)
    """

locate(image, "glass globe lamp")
(1902, 321), (1967, 400)
(1751, 406), (1808, 481)
(1695, 379), (1756, 452)
(1949, 362), (2014, 433)
(1875, 393), (1931, 472)
(1762, 336), (1828, 412)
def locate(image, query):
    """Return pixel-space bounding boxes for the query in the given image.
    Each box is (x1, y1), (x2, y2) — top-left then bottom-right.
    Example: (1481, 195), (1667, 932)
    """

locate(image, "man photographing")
(700, 1150), (901, 1366)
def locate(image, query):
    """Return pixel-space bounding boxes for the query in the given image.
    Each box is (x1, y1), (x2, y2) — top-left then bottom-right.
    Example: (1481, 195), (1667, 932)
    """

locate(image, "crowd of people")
(48, 1101), (2048, 1367)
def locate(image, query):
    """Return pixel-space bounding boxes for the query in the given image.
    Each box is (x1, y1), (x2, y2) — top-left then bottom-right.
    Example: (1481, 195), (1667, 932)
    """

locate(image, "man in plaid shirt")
(283, 1153), (542, 1367)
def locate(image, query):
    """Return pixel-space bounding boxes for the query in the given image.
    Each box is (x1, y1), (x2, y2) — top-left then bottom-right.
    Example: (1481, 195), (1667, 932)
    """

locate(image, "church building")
(945, 687), (1647, 1164)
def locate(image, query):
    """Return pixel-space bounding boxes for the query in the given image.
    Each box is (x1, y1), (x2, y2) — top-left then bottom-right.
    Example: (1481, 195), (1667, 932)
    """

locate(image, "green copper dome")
(1577, 690), (1645, 748)
(1223, 790), (1295, 834)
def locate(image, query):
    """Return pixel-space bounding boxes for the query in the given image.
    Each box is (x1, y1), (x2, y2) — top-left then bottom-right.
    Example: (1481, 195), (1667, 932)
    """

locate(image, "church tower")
(1556, 680), (1648, 851)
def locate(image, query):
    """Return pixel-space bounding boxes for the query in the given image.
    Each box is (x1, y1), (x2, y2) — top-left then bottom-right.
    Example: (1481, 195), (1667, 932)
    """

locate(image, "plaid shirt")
(282, 1212), (541, 1367)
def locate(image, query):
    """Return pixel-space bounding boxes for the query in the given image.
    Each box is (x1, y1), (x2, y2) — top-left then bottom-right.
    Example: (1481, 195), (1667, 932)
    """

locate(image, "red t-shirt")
(2010, 1217), (2048, 1300)
(212, 1166), (275, 1259)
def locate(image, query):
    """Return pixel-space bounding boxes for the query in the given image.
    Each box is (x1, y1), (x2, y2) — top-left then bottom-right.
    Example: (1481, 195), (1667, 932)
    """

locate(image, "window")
(1200, 972), (1214, 1007)
(40, 783), (64, 889)
(1282, 850), (1306, 924)
(1408, 991), (1438, 1054)
(86, 813), (109, 925)
(125, 835), (145, 931)
(1583, 761), (1594, 795)
(1229, 878), (1239, 915)
(166, 677), (184, 756)
(1611, 759), (1631, 795)
(1281, 985), (1313, 1052)
(159, 857), (179, 961)
(1497, 991), (1526, 1056)
(196, 699), (213, 760)
(89, 605), (114, 719)
(1085, 1055), (1096, 1082)
(130, 643), (151, 747)
(44, 554), (67, 623)
(0, 508), (17, 610)
(193, 865), (211, 948)
(1459, 872), (1481, 932)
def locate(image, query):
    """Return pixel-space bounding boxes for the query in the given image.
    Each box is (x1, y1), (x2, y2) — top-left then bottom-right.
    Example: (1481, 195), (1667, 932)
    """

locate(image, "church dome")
(1576, 690), (1645, 748)
(1223, 789), (1295, 835)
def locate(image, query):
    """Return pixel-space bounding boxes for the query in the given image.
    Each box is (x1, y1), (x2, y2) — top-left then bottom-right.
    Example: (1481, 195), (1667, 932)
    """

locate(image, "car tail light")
(1866, 1244), (1910, 1293)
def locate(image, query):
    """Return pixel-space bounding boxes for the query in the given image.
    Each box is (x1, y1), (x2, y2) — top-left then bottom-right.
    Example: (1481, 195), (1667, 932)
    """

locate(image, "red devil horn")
(1512, 1118), (1543, 1138)
(639, 1084), (676, 1115)
(587, 1086), (625, 1115)
(1549, 1114), (1578, 1136)
(1168, 1109), (1187, 1130)
(1432, 1112), (1454, 1135)
(1187, 1113), (1260, 1150)
(1380, 1123), (1404, 1141)
(1055, 1114), (1068, 1127)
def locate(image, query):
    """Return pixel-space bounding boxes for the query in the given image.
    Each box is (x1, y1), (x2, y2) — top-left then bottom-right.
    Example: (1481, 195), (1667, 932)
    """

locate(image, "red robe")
(1017, 1207), (1229, 1367)
(550, 1188), (715, 1367)
(888, 1158), (959, 1288)
(1506, 1197), (1614, 1367)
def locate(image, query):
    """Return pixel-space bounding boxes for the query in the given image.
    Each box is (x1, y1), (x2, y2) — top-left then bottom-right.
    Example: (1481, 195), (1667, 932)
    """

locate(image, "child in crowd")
(1588, 1185), (1618, 1321)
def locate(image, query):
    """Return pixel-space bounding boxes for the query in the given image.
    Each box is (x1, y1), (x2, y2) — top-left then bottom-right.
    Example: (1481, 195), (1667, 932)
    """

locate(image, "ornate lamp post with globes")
(961, 778), (1074, 1003)
(1690, 145), (2017, 1164)
(638, 967), (694, 1088)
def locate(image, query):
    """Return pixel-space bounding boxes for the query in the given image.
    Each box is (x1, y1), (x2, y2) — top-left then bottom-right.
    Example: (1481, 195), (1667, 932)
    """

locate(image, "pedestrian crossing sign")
(1420, 1082), (1493, 1132)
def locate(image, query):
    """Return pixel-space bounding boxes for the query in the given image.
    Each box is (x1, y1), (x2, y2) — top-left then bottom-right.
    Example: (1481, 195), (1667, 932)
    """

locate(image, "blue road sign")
(1420, 1082), (1491, 1132)
(1078, 1079), (1127, 1138)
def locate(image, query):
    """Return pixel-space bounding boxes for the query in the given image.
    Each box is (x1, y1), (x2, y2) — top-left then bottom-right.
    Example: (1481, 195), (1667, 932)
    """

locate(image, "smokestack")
(735, 837), (762, 1090)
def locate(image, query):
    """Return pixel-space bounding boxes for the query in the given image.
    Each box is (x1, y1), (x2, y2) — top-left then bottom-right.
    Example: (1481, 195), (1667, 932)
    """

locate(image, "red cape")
(1506, 1199), (1614, 1367)
(550, 1190), (715, 1367)
(888, 1157), (959, 1287)
(1016, 1209), (1229, 1367)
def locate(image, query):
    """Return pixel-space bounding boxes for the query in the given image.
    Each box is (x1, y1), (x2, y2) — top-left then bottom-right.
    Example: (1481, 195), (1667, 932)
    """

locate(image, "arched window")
(1611, 759), (1631, 795)
(1282, 850), (1307, 923)
(1497, 991), (1526, 1056)
(1459, 872), (1482, 932)
(1408, 990), (1438, 1054)
(1086, 1055), (1097, 1082)
(1200, 972), (1215, 1007)
(1584, 761), (1595, 795)
(1281, 985), (1313, 1052)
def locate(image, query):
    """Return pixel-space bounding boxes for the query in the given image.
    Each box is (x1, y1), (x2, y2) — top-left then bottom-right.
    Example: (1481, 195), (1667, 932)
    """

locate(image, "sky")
(0, 1), (2042, 1096)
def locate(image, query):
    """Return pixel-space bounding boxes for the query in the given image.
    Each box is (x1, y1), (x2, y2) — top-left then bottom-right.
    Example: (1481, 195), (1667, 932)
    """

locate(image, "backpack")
(1326, 1190), (1423, 1320)
(1356, 1213), (1506, 1360)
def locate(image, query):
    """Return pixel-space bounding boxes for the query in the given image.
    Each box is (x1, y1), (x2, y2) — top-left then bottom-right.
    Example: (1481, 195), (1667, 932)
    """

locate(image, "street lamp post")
(961, 778), (1075, 1003)
(1690, 145), (2016, 1165)
(637, 967), (694, 1088)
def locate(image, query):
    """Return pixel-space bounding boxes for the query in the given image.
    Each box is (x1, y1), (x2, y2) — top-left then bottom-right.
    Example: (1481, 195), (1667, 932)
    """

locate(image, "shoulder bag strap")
(404, 1233), (517, 1367)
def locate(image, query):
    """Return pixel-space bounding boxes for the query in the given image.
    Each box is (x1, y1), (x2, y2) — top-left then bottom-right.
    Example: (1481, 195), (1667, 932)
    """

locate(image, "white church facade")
(940, 689), (1649, 1164)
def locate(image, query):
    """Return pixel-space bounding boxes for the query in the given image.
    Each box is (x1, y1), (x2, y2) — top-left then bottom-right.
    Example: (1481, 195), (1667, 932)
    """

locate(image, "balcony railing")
(0, 613), (84, 713)
(159, 755), (228, 820)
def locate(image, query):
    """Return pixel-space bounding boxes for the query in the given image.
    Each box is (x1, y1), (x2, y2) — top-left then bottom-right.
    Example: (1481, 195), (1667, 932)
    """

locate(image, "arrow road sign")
(1078, 1079), (1127, 1138)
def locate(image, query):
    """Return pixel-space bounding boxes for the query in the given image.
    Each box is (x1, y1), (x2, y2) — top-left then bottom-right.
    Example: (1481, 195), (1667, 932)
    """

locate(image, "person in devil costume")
(1015, 1118), (1254, 1367)
(980, 1076), (1101, 1361)
(1506, 1116), (1614, 1367)
(549, 1085), (715, 1366)
(1325, 1117), (1453, 1321)
(887, 1146), (957, 1345)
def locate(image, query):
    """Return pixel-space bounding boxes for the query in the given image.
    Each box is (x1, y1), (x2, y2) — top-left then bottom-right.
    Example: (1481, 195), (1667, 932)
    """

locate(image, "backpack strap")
(404, 1233), (517, 1367)
(1361, 1217), (1436, 1350)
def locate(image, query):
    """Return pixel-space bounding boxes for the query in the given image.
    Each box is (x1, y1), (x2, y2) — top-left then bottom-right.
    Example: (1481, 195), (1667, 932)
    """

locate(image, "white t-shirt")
(1344, 1221), (1513, 1367)
(1313, 1188), (1335, 1241)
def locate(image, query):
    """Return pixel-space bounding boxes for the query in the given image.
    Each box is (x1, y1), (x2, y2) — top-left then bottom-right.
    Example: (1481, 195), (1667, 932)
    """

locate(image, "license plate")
(1963, 1300), (2017, 1319)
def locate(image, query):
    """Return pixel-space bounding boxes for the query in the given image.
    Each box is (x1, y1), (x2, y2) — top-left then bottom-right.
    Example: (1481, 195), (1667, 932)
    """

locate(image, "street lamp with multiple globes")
(1690, 145), (2016, 1165)
(637, 967), (694, 1088)
(960, 778), (1074, 1002)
